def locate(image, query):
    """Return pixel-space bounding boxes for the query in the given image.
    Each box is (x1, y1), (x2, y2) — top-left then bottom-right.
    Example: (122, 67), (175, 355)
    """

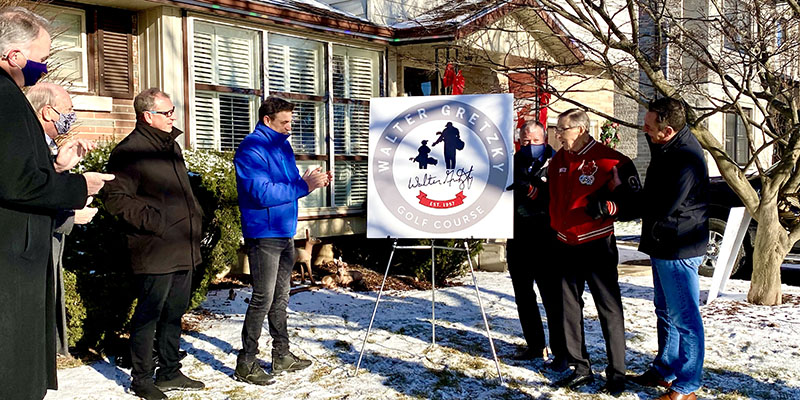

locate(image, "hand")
(74, 197), (98, 225)
(302, 167), (328, 191)
(54, 139), (97, 173)
(83, 172), (115, 196)
(608, 166), (622, 191)
(586, 198), (617, 220)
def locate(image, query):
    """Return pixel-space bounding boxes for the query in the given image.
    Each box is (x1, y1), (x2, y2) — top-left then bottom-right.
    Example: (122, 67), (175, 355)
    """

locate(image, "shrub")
(63, 143), (241, 353)
(331, 236), (482, 284)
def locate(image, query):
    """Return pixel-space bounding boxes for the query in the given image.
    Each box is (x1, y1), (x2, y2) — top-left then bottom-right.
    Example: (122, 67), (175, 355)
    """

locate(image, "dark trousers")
(130, 269), (192, 383)
(558, 235), (626, 383)
(239, 237), (294, 362)
(507, 227), (564, 360)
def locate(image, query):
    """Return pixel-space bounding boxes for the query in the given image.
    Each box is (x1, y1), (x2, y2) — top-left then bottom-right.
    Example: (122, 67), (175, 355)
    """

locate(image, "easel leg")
(431, 240), (436, 346)
(464, 241), (504, 384)
(353, 239), (398, 376)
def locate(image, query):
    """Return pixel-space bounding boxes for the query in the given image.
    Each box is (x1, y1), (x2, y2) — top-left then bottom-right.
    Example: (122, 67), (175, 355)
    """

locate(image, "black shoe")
(234, 360), (275, 386)
(272, 352), (312, 373)
(511, 347), (546, 361)
(545, 357), (569, 372)
(599, 379), (626, 396)
(154, 370), (205, 392)
(630, 368), (672, 388)
(553, 371), (595, 389)
(130, 381), (167, 400)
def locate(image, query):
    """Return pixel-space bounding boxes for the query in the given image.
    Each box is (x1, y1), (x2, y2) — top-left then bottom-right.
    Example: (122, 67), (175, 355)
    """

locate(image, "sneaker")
(130, 380), (167, 400)
(154, 370), (205, 392)
(234, 360), (275, 386)
(272, 352), (312, 373)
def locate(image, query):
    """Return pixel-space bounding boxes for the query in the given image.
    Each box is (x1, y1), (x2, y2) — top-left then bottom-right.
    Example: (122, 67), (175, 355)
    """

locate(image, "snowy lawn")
(46, 247), (800, 399)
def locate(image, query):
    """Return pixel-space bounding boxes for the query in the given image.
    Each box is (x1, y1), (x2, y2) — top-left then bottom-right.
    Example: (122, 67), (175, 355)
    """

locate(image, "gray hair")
(25, 82), (65, 113)
(522, 120), (545, 133)
(0, 7), (50, 56)
(134, 87), (169, 118)
(558, 108), (591, 132)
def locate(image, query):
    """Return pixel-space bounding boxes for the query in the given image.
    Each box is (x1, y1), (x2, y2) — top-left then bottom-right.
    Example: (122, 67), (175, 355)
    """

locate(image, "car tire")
(700, 217), (751, 278)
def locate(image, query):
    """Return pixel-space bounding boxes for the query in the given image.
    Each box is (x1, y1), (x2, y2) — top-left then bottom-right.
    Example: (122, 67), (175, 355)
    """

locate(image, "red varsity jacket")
(548, 138), (636, 245)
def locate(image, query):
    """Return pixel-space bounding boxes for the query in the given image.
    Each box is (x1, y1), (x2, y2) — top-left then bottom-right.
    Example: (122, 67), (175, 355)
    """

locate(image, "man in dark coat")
(0, 7), (113, 400)
(630, 98), (709, 400)
(432, 121), (463, 169)
(505, 120), (565, 368)
(27, 82), (100, 356)
(104, 88), (205, 400)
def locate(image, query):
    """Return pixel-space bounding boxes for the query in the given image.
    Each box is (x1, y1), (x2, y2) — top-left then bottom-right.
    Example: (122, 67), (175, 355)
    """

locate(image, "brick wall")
(73, 98), (137, 142)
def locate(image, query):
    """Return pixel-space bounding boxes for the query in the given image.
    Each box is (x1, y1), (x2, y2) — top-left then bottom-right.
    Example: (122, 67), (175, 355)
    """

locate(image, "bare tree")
(519, 0), (799, 305)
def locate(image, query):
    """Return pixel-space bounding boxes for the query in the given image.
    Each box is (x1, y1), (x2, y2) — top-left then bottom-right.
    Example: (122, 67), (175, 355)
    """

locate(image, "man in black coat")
(630, 98), (709, 400)
(505, 120), (565, 368)
(104, 88), (205, 400)
(0, 7), (113, 400)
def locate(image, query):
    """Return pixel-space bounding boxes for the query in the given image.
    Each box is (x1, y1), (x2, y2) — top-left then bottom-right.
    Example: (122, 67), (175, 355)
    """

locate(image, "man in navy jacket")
(234, 96), (330, 385)
(631, 97), (708, 400)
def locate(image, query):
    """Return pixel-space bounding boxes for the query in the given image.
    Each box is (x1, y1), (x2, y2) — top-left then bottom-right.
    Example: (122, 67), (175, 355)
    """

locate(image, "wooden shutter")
(97, 10), (134, 99)
(194, 92), (216, 150)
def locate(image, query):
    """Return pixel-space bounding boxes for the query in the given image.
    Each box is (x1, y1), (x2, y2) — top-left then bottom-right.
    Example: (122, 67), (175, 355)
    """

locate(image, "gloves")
(586, 198), (617, 220)
(505, 182), (539, 199)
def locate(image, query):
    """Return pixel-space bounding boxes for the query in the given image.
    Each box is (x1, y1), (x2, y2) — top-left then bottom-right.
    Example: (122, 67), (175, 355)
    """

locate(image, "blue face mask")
(519, 144), (546, 160)
(7, 51), (48, 86)
(53, 109), (77, 135)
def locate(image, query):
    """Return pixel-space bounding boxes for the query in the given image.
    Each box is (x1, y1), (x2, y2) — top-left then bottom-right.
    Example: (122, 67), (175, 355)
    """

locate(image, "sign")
(367, 94), (514, 239)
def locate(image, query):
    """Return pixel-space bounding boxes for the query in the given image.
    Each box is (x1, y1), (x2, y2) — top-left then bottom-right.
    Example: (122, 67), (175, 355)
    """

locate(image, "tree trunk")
(747, 206), (790, 305)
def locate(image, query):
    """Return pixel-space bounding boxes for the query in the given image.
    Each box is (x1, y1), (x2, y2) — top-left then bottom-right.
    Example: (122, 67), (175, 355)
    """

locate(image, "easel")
(353, 239), (504, 384)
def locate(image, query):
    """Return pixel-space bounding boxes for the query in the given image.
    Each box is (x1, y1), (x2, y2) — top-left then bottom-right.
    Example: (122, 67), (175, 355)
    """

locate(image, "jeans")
(239, 238), (294, 363)
(650, 256), (705, 394)
(130, 270), (192, 383)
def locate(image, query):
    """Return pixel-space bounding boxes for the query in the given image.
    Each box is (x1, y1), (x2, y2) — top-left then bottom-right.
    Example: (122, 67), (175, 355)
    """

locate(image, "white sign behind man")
(367, 94), (514, 239)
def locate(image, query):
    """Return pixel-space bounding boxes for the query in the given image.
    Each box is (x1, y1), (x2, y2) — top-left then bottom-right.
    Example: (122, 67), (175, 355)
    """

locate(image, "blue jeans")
(239, 238), (294, 362)
(650, 256), (705, 394)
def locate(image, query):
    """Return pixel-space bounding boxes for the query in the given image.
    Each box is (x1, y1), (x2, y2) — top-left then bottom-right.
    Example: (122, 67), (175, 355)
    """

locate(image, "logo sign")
(367, 94), (514, 239)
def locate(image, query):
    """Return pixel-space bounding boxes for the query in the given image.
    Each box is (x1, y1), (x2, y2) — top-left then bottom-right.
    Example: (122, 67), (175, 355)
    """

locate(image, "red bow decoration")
(452, 70), (465, 95)
(442, 63), (455, 88)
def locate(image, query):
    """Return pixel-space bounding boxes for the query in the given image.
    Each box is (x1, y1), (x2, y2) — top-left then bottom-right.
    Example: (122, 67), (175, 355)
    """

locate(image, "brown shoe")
(630, 368), (672, 389)
(655, 390), (697, 400)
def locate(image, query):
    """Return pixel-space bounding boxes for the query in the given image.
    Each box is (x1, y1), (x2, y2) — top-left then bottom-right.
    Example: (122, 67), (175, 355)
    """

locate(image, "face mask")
(7, 51), (48, 86)
(530, 143), (545, 159)
(53, 109), (77, 135)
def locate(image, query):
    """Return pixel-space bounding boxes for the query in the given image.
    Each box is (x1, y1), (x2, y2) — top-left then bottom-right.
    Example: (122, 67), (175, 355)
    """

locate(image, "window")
(331, 46), (379, 207)
(723, 0), (751, 50)
(39, 5), (88, 91)
(725, 109), (750, 165)
(191, 21), (261, 151)
(268, 34), (326, 156)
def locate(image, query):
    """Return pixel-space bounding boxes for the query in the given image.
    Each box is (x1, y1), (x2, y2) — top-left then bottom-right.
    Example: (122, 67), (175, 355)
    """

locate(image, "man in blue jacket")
(234, 96), (330, 385)
(630, 97), (708, 400)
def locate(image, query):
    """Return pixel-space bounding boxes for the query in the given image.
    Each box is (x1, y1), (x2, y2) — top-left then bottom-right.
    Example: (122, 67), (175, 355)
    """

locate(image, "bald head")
(26, 82), (73, 139)
(521, 120), (545, 146)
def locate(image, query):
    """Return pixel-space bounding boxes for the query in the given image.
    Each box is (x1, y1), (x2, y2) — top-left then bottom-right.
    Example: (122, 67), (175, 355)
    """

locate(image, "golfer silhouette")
(432, 122), (464, 170)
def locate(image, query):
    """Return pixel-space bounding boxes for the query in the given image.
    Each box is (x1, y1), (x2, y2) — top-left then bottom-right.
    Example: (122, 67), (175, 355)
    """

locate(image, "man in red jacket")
(547, 109), (641, 396)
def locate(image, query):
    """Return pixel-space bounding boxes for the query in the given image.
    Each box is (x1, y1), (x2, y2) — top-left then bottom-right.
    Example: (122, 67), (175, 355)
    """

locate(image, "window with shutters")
(267, 34), (326, 156)
(39, 5), (89, 91)
(38, 5), (134, 98)
(190, 21), (261, 151)
(331, 46), (379, 207)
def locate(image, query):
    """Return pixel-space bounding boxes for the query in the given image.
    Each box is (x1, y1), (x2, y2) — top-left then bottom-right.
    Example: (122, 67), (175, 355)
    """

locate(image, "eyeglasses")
(147, 107), (175, 118)
(554, 126), (579, 134)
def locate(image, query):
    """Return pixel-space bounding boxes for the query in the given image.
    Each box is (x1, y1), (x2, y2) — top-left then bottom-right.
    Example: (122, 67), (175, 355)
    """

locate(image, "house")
(35, 0), (634, 238)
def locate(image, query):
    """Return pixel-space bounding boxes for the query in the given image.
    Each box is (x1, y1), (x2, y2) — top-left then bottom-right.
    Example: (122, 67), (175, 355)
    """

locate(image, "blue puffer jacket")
(235, 122), (310, 238)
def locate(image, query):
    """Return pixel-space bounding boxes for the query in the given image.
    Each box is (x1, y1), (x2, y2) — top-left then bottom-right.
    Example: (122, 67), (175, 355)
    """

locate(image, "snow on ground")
(46, 246), (800, 400)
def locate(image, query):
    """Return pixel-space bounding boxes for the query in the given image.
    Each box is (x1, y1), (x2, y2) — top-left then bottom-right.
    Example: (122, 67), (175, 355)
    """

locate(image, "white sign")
(367, 94), (514, 239)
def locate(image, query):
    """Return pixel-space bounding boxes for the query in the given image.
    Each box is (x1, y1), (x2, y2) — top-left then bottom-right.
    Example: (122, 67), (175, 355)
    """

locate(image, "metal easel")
(352, 239), (504, 383)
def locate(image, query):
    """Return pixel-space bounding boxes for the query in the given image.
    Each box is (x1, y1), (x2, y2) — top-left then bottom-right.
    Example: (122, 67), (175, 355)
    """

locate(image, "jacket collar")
(254, 122), (290, 145)
(136, 121), (182, 150)
(661, 125), (691, 151)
